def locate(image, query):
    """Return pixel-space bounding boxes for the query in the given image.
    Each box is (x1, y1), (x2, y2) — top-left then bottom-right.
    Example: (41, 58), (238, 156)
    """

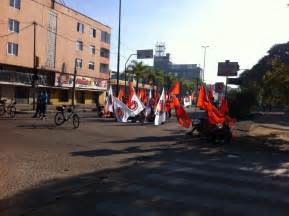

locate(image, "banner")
(154, 89), (166, 126)
(55, 73), (107, 90)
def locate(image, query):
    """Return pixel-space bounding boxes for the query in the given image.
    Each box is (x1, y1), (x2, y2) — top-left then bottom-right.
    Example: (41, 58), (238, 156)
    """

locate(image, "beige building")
(0, 0), (111, 105)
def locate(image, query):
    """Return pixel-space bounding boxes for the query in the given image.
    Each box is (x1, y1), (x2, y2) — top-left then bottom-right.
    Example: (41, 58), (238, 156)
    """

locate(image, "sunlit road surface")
(1, 113), (289, 216)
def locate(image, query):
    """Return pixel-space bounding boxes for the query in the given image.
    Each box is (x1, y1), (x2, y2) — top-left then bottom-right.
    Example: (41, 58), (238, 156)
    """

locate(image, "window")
(10, 0), (21, 9)
(100, 48), (110, 58)
(88, 62), (95, 70)
(77, 22), (84, 33)
(7, 42), (18, 56)
(100, 64), (109, 73)
(90, 28), (96, 38)
(76, 41), (83, 51)
(101, 31), (111, 44)
(75, 58), (82, 69)
(8, 19), (19, 33)
(89, 45), (96, 55)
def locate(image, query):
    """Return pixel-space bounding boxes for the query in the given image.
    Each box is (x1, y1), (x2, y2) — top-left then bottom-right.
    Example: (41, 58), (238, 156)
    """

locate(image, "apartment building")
(0, 0), (111, 105)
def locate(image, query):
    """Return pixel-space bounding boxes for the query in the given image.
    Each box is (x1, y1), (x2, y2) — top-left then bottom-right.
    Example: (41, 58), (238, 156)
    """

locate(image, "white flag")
(113, 97), (133, 123)
(107, 86), (114, 112)
(154, 88), (166, 126)
(183, 96), (192, 108)
(130, 90), (145, 116)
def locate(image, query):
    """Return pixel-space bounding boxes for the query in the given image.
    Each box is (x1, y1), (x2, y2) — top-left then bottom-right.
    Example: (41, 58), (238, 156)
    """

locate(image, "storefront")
(0, 68), (54, 104)
(0, 67), (108, 106)
(51, 72), (108, 105)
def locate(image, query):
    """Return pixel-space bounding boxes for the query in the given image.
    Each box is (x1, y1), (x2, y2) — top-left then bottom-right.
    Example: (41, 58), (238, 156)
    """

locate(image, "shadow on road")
(2, 130), (289, 216)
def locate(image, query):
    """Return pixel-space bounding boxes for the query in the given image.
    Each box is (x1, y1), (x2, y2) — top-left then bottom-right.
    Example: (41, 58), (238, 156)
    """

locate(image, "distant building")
(153, 53), (172, 74)
(171, 64), (201, 80)
(0, 0), (111, 105)
(153, 43), (201, 81)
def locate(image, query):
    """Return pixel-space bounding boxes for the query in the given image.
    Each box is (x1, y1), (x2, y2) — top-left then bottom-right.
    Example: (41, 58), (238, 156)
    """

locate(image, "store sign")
(55, 73), (108, 90)
(218, 60), (239, 77)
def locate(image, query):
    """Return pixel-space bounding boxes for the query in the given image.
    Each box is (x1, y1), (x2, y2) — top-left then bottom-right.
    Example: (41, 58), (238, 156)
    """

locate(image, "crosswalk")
(95, 156), (289, 216)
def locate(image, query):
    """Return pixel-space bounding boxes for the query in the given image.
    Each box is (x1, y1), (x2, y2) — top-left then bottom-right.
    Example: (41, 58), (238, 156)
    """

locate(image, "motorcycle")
(191, 118), (232, 144)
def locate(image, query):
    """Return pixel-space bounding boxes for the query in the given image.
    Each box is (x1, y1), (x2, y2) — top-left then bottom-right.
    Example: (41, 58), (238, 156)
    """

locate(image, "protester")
(33, 92), (43, 118)
(39, 91), (48, 119)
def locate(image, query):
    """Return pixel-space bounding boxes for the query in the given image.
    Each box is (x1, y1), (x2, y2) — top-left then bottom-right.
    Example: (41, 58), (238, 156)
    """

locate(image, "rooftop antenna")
(155, 42), (166, 57)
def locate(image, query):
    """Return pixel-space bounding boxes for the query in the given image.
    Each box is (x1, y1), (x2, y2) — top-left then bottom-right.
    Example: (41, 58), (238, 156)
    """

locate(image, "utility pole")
(202, 45), (209, 82)
(32, 22), (37, 110)
(116, 0), (122, 97)
(72, 59), (77, 108)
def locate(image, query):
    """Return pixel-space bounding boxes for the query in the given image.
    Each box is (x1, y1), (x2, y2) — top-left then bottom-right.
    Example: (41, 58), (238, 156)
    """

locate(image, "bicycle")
(0, 99), (16, 118)
(54, 105), (80, 129)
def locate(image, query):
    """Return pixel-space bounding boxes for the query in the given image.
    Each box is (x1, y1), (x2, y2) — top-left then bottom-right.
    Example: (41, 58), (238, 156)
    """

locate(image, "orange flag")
(197, 85), (207, 109)
(172, 96), (192, 128)
(208, 85), (214, 100)
(118, 87), (124, 101)
(220, 97), (229, 114)
(169, 82), (180, 95)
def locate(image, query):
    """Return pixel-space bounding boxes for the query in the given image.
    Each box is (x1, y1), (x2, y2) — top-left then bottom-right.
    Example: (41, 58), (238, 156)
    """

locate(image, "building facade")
(171, 64), (201, 80)
(0, 0), (111, 105)
(153, 44), (201, 81)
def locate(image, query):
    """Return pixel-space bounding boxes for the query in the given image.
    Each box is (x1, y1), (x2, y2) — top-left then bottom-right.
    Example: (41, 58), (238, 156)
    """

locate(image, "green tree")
(127, 61), (149, 92)
(263, 60), (289, 106)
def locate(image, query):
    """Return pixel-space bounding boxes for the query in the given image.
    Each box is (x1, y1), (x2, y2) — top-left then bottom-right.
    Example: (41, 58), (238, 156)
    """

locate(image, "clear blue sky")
(65, 0), (289, 84)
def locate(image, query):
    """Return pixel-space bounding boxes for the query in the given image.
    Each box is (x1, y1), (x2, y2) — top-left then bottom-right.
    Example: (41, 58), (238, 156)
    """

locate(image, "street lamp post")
(116, 0), (122, 97)
(201, 45), (209, 82)
(124, 53), (137, 97)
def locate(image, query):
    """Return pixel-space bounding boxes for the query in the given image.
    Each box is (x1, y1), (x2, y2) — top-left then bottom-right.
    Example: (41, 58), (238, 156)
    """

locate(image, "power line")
(0, 23), (33, 38)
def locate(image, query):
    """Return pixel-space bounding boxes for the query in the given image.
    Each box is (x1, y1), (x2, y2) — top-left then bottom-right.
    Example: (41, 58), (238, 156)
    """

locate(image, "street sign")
(218, 60), (239, 77)
(137, 49), (153, 59)
(227, 78), (241, 85)
(214, 82), (224, 93)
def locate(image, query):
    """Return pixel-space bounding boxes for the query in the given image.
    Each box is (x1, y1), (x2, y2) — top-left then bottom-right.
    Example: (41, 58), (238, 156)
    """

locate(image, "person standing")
(33, 92), (43, 118)
(39, 91), (48, 119)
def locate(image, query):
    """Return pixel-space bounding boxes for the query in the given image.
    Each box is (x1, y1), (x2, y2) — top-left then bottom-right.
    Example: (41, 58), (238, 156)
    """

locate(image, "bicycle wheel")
(72, 114), (80, 129)
(0, 105), (5, 116)
(54, 112), (65, 126)
(9, 106), (16, 118)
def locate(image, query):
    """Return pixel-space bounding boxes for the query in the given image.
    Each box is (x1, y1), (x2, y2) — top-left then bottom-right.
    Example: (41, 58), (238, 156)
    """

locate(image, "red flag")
(169, 82), (180, 95)
(118, 87), (124, 101)
(172, 96), (192, 128)
(219, 97), (229, 114)
(128, 82), (134, 99)
(208, 85), (214, 100)
(197, 85), (207, 109)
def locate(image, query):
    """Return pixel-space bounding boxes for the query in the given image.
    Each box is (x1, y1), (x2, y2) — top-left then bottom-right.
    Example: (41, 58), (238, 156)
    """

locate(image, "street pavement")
(1, 112), (289, 215)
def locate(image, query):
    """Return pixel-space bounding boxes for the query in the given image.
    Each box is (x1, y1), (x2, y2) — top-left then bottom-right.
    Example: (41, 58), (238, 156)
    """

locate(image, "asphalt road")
(1, 113), (289, 216)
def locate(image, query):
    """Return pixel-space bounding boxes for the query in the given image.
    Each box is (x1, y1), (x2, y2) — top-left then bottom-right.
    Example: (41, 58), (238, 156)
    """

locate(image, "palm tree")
(127, 60), (149, 92)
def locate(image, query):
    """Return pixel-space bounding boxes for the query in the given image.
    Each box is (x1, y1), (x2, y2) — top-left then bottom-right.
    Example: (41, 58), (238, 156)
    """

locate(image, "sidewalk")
(16, 104), (98, 114)
(237, 112), (289, 142)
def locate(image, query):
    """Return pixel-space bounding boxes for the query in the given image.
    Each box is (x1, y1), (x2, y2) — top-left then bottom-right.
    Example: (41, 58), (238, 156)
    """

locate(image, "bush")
(227, 89), (257, 120)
